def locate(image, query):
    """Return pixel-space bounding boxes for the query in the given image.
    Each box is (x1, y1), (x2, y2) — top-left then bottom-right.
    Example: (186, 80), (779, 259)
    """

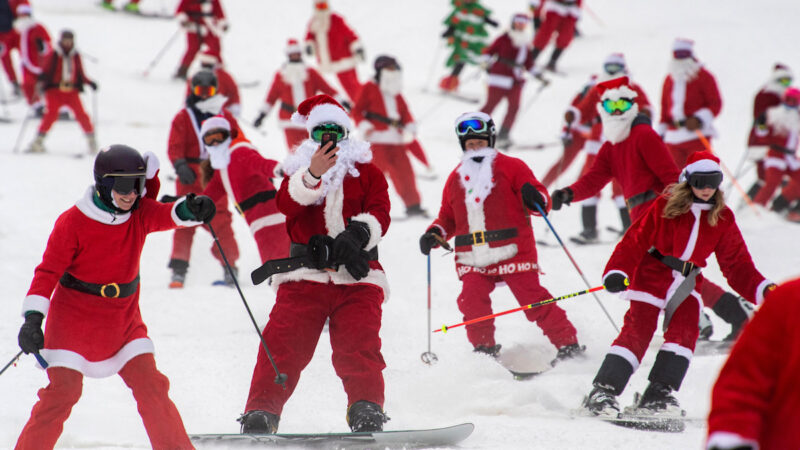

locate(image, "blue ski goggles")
(456, 118), (490, 136)
(99, 173), (146, 195)
(602, 98), (635, 114)
(687, 171), (723, 190)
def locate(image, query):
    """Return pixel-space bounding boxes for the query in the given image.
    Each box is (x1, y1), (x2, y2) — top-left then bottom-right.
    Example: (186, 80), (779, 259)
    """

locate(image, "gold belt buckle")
(59, 81), (73, 91)
(100, 283), (120, 298)
(472, 231), (486, 246)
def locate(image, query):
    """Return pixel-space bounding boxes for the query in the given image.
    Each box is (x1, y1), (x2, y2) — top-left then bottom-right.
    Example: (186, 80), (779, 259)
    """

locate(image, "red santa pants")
(532, 11), (576, 51)
(39, 89), (94, 134)
(171, 178), (239, 268)
(335, 68), (361, 102)
(0, 30), (19, 84)
(253, 222), (291, 263)
(370, 143), (421, 208)
(481, 83), (523, 131)
(667, 138), (707, 168)
(283, 128), (308, 153)
(245, 281), (386, 415)
(612, 297), (700, 363)
(457, 271), (578, 349)
(16, 354), (192, 450)
(753, 152), (800, 205)
(22, 68), (41, 106)
(542, 134), (586, 187)
(179, 28), (221, 69)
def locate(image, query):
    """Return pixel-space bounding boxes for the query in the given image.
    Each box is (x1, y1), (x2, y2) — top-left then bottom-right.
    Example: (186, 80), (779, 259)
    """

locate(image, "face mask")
(379, 70), (403, 95)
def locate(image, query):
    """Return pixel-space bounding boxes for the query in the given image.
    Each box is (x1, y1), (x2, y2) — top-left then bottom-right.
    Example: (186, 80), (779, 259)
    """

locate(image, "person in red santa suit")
(166, 69), (241, 288)
(0, 0), (28, 97)
(419, 111), (584, 363)
(174, 0), (226, 80)
(15, 145), (215, 450)
(238, 94), (391, 434)
(581, 151), (774, 419)
(12, 4), (50, 111)
(27, 30), (97, 154)
(253, 38), (342, 154)
(479, 13), (535, 150)
(706, 278), (798, 450)
(530, 0), (581, 72)
(658, 38), (723, 168)
(304, 0), (365, 102)
(186, 45), (240, 117)
(352, 55), (428, 218)
(198, 115), (290, 263)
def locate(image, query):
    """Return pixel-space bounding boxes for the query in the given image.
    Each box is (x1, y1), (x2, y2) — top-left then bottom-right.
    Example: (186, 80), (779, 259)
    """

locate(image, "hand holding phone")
(321, 132), (338, 154)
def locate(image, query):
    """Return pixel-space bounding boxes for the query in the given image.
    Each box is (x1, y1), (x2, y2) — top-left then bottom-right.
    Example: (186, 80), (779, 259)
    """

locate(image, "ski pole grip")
(34, 353), (49, 369)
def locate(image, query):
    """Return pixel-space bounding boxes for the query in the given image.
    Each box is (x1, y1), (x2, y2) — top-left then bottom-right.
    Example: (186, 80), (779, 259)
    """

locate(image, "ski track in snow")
(1, 0), (799, 448)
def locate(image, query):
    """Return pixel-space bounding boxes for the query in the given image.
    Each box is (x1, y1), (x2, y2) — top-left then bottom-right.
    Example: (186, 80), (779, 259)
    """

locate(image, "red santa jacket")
(563, 78), (595, 141)
(305, 11), (361, 73)
(604, 195), (770, 311)
(22, 187), (202, 377)
(541, 0), (582, 18)
(262, 64), (338, 129)
(761, 105), (800, 172)
(184, 67), (240, 116)
(571, 79), (651, 143)
(428, 150), (550, 279)
(659, 66), (722, 144)
(176, 0), (226, 35)
(483, 32), (533, 89)
(748, 88), (784, 146)
(18, 21), (49, 75)
(569, 117), (680, 220)
(39, 47), (92, 92)
(707, 277), (800, 450)
(352, 80), (415, 145)
(167, 105), (240, 169)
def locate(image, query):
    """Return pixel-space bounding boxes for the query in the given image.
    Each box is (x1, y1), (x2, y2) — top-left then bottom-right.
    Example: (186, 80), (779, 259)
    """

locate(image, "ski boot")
(26, 133), (46, 153)
(238, 410), (280, 434)
(571, 228), (599, 245)
(438, 75), (459, 93)
(213, 266), (238, 287)
(168, 259), (188, 289)
(712, 293), (754, 341)
(11, 81), (22, 97)
(551, 343), (586, 367)
(473, 344), (502, 358)
(697, 310), (713, 340)
(629, 381), (682, 416)
(545, 48), (563, 73)
(123, 2), (140, 13)
(346, 400), (389, 433)
(770, 194), (790, 214)
(582, 384), (620, 417)
(406, 204), (429, 219)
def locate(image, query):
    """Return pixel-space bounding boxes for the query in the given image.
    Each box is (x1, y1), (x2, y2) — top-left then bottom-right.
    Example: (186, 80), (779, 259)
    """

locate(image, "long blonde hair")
(662, 182), (725, 226)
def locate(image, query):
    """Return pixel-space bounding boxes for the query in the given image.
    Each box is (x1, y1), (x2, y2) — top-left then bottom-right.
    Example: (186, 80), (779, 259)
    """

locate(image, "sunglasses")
(311, 123), (346, 143)
(193, 85), (217, 97)
(687, 171), (723, 190)
(101, 173), (146, 195)
(778, 77), (792, 87)
(456, 118), (489, 136)
(602, 98), (634, 114)
(203, 128), (230, 146)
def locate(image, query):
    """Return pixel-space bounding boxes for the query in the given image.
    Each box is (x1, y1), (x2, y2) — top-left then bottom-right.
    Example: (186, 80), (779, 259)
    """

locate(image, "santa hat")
(285, 38), (303, 55)
(16, 4), (32, 15)
(291, 94), (352, 132)
(773, 63), (793, 81)
(511, 12), (529, 26)
(200, 115), (231, 137)
(596, 76), (638, 101)
(672, 38), (694, 58)
(679, 151), (721, 182)
(603, 53), (626, 68)
(197, 45), (219, 66)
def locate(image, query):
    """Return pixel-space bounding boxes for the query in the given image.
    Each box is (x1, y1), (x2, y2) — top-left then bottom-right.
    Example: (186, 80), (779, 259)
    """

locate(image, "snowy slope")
(1, 0), (799, 448)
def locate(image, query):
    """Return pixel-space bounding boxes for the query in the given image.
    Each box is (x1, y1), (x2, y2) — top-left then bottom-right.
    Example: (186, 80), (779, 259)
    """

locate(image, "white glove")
(143, 151), (160, 179)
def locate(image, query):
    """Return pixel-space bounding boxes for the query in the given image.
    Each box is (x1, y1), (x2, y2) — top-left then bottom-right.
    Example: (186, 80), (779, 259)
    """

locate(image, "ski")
(569, 236), (614, 246)
(99, 4), (174, 20)
(535, 239), (557, 248)
(506, 367), (549, 381)
(190, 423), (474, 447)
(693, 339), (733, 357)
(507, 141), (561, 151)
(602, 412), (686, 433)
(434, 91), (481, 104)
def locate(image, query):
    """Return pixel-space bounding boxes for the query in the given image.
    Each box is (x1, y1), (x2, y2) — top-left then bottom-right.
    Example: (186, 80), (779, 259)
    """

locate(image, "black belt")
(454, 228), (518, 247)
(59, 272), (140, 299)
(251, 242), (379, 286)
(648, 248), (698, 277)
(289, 242), (378, 260)
(770, 144), (795, 155)
(174, 157), (205, 166)
(280, 102), (296, 113)
(626, 190), (657, 210)
(237, 190), (276, 214)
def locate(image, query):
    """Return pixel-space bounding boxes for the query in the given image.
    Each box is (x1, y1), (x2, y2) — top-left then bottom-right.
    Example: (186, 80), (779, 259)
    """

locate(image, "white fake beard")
(598, 103), (639, 144)
(379, 70), (403, 96)
(13, 16), (34, 32)
(310, 10), (331, 32)
(194, 94), (228, 115)
(281, 61), (308, 84)
(508, 29), (530, 48)
(668, 58), (701, 81)
(457, 147), (498, 209)
(763, 80), (788, 95)
(207, 138), (232, 169)
(767, 105), (800, 135)
(283, 137), (373, 202)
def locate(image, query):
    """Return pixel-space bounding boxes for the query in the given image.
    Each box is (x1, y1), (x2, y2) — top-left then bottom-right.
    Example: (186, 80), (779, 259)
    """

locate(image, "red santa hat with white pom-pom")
(595, 76), (638, 101)
(773, 63), (793, 81)
(291, 94), (353, 133)
(679, 151), (722, 182)
(285, 38), (303, 55)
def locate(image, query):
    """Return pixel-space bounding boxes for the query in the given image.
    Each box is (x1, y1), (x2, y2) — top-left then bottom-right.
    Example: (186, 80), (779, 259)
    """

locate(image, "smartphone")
(321, 133), (338, 154)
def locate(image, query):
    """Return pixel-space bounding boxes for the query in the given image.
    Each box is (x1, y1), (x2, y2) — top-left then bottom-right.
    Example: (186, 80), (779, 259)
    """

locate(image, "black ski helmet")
(374, 55), (400, 83)
(93, 144), (147, 213)
(454, 111), (496, 151)
(191, 69), (218, 89)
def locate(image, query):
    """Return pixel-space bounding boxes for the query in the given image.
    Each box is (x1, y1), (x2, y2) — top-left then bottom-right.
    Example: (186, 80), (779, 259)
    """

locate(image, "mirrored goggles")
(601, 97), (635, 114)
(687, 171), (722, 190)
(456, 118), (489, 136)
(193, 85), (217, 97)
(203, 128), (230, 146)
(603, 63), (625, 75)
(101, 173), (146, 195)
(311, 123), (346, 143)
(778, 77), (792, 87)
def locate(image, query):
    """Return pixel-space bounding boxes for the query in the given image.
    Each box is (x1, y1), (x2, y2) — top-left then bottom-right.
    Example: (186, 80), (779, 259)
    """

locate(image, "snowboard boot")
(712, 293), (754, 341)
(473, 343), (502, 358)
(174, 65), (189, 80)
(238, 410), (280, 434)
(123, 2), (140, 13)
(551, 343), (586, 367)
(545, 48), (564, 72)
(438, 75), (459, 92)
(496, 127), (512, 151)
(86, 133), (98, 154)
(346, 400), (389, 433)
(634, 381), (682, 415)
(406, 204), (429, 218)
(168, 259), (189, 289)
(697, 310), (714, 341)
(770, 194), (790, 213)
(582, 384), (620, 417)
(26, 133), (46, 153)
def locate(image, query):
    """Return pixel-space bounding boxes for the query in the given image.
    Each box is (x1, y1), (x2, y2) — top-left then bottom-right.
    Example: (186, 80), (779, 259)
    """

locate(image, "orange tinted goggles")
(193, 85), (217, 97)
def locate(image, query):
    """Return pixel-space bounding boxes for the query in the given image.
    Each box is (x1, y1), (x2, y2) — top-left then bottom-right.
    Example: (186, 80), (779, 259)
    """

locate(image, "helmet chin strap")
(97, 186), (140, 214)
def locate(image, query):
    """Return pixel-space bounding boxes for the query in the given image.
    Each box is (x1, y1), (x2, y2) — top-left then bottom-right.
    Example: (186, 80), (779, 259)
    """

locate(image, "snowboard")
(190, 423), (474, 447)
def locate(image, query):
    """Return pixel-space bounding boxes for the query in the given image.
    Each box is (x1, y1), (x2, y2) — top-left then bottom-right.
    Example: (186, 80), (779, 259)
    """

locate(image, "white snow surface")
(1, 1), (799, 449)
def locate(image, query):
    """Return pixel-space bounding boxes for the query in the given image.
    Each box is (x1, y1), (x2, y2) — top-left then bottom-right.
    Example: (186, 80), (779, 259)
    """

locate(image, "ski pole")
(421, 254), (438, 364)
(435, 285), (606, 333)
(0, 350), (23, 376)
(12, 106), (35, 154)
(694, 130), (760, 216)
(142, 27), (182, 78)
(533, 202), (621, 333)
(207, 223), (288, 389)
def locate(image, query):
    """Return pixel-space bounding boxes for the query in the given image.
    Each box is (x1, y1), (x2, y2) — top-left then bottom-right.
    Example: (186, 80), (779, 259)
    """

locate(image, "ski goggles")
(100, 173), (146, 195)
(311, 122), (347, 143)
(456, 118), (490, 136)
(193, 85), (217, 97)
(601, 98), (635, 114)
(778, 77), (792, 87)
(673, 49), (693, 60)
(603, 63), (625, 75)
(687, 171), (723, 190)
(203, 128), (230, 146)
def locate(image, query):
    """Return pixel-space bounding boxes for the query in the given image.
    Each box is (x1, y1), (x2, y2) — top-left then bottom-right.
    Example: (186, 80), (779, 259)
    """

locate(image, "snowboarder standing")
(581, 151), (774, 421)
(27, 30), (97, 154)
(352, 55), (427, 218)
(530, 0), (581, 72)
(304, 0), (365, 102)
(253, 38), (342, 154)
(15, 145), (214, 450)
(13, 4), (50, 111)
(419, 111), (584, 363)
(166, 69), (240, 288)
(174, 0), (226, 80)
(239, 94), (391, 434)
(438, 0), (497, 93)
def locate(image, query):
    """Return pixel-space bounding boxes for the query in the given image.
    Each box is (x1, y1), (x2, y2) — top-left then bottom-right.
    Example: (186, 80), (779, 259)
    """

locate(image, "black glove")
(340, 99), (353, 112)
(419, 228), (442, 255)
(308, 234), (335, 269)
(175, 161), (197, 185)
(521, 183), (547, 213)
(484, 16), (499, 27)
(343, 250), (370, 280)
(253, 112), (266, 128)
(533, 16), (542, 31)
(159, 194), (179, 203)
(333, 221), (371, 263)
(88, 80), (98, 91)
(184, 193), (216, 223)
(18, 312), (44, 355)
(441, 26), (455, 38)
(604, 273), (629, 293)
(550, 187), (573, 211)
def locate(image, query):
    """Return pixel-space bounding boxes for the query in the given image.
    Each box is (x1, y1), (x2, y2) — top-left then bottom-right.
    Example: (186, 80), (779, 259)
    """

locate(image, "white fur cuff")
(143, 152), (159, 179)
(350, 213), (382, 250)
(693, 108), (715, 127)
(706, 432), (759, 450)
(756, 279), (774, 305)
(288, 168), (324, 205)
(22, 294), (50, 317)
(171, 200), (204, 227)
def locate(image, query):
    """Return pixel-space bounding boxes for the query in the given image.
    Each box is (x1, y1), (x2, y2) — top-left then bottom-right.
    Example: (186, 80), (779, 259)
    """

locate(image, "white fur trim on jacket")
(706, 432), (760, 450)
(599, 85), (638, 101)
(323, 186), (347, 236)
(288, 167), (325, 205)
(755, 278), (773, 305)
(693, 107), (715, 129)
(350, 212), (382, 250)
(40, 337), (155, 378)
(171, 199), (205, 227)
(143, 151), (160, 179)
(270, 267), (390, 302)
(22, 294), (50, 317)
(76, 187), (132, 225)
